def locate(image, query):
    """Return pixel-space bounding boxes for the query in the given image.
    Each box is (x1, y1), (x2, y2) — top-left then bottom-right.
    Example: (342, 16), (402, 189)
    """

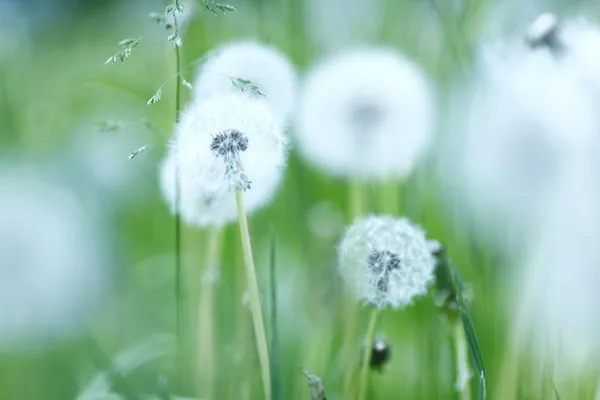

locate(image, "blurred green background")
(1, 0), (600, 399)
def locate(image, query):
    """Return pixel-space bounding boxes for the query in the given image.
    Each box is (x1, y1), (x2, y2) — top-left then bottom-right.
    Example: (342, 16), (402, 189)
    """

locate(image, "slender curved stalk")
(235, 190), (271, 400)
(197, 227), (222, 399)
(453, 322), (472, 400)
(358, 308), (378, 400)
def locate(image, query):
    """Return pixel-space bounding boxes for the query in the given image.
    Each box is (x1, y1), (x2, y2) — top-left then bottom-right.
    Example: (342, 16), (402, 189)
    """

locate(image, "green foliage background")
(1, 0), (599, 399)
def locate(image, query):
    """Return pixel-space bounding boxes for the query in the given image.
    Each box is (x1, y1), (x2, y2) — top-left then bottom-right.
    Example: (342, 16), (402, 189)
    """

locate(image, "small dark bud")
(369, 336), (391, 372)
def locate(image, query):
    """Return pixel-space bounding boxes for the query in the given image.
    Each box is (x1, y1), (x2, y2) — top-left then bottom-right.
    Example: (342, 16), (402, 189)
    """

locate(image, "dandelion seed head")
(193, 41), (297, 121)
(160, 93), (287, 227)
(296, 48), (435, 181)
(210, 129), (249, 156)
(337, 215), (435, 309)
(561, 19), (600, 93)
(453, 41), (600, 241)
(0, 166), (109, 349)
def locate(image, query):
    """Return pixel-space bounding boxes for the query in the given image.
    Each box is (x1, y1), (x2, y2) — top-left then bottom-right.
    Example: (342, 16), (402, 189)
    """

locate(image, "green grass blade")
(446, 254), (487, 400)
(269, 229), (283, 400)
(551, 378), (562, 400)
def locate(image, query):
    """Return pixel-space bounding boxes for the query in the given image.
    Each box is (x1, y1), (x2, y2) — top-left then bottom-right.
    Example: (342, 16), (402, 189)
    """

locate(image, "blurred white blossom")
(337, 215), (435, 309)
(0, 165), (110, 349)
(561, 19), (600, 94)
(193, 41), (297, 121)
(160, 93), (287, 228)
(520, 157), (600, 367)
(452, 40), (599, 243)
(296, 47), (435, 181)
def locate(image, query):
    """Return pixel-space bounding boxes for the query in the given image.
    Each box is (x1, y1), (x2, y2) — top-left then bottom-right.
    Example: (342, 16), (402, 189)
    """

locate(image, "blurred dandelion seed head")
(296, 47), (435, 181)
(338, 215), (435, 309)
(193, 41), (297, 121)
(160, 93), (287, 227)
(561, 19), (600, 94)
(453, 39), (600, 245)
(0, 166), (110, 349)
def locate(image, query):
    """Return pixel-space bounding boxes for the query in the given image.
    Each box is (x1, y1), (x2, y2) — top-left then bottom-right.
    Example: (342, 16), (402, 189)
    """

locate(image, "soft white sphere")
(456, 42), (599, 238)
(337, 215), (435, 309)
(296, 47), (435, 181)
(160, 93), (287, 228)
(193, 41), (297, 121)
(0, 166), (109, 348)
(561, 19), (600, 94)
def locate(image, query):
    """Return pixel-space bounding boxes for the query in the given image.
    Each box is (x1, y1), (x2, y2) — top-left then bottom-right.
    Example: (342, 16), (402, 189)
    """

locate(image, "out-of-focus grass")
(0, 0), (598, 399)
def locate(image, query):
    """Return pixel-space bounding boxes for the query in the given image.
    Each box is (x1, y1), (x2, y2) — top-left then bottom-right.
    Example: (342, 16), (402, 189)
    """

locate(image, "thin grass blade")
(269, 229), (283, 400)
(446, 253), (487, 400)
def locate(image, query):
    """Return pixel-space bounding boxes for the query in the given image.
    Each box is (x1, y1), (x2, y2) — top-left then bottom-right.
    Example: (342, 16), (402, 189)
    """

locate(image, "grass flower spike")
(296, 47), (435, 181)
(160, 93), (287, 228)
(338, 215), (436, 309)
(194, 41), (297, 121)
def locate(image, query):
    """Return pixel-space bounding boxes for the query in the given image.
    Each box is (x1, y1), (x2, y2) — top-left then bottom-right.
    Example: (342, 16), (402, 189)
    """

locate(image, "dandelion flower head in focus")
(160, 93), (288, 228)
(337, 215), (436, 309)
(296, 47), (435, 181)
(193, 41), (297, 121)
(0, 166), (109, 349)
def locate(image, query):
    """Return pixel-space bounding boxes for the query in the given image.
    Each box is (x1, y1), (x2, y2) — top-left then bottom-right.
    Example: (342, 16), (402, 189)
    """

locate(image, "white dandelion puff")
(453, 41), (599, 240)
(160, 93), (287, 228)
(0, 166), (109, 349)
(296, 47), (435, 181)
(560, 18), (600, 94)
(193, 41), (297, 121)
(337, 215), (436, 309)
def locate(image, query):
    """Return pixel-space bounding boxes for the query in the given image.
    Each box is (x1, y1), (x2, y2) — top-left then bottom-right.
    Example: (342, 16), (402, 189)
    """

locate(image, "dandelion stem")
(453, 321), (472, 400)
(358, 308), (378, 400)
(197, 227), (222, 399)
(349, 180), (365, 219)
(235, 190), (271, 400)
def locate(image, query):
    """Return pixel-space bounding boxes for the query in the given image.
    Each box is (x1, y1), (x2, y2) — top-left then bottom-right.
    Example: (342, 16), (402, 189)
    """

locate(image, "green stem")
(197, 227), (222, 399)
(453, 322), (472, 400)
(358, 308), (378, 400)
(349, 180), (365, 220)
(235, 190), (271, 400)
(172, 6), (183, 346)
(342, 180), (365, 397)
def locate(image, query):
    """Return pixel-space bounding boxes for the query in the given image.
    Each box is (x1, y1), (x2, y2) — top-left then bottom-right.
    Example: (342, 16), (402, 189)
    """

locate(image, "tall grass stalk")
(495, 258), (546, 399)
(235, 189), (271, 400)
(196, 227), (222, 399)
(171, 0), (183, 347)
(540, 356), (555, 400)
(343, 179), (365, 397)
(453, 321), (472, 400)
(349, 180), (365, 219)
(358, 308), (379, 400)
